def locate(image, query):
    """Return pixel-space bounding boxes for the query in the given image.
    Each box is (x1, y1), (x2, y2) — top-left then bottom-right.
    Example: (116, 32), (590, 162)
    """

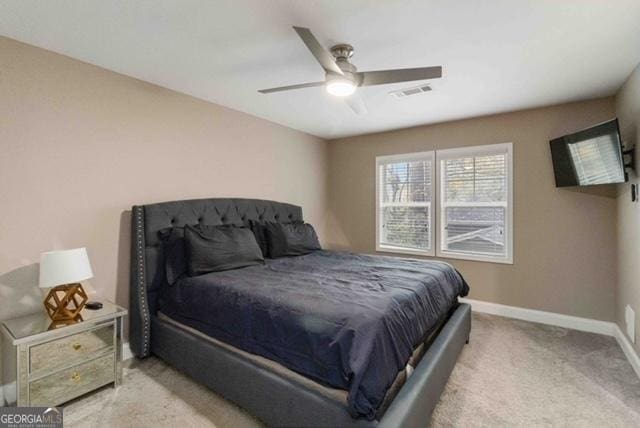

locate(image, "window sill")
(436, 250), (513, 265)
(374, 245), (514, 265)
(376, 244), (434, 257)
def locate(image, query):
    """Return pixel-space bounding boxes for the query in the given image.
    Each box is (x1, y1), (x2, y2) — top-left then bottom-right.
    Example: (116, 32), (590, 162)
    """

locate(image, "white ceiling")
(2, 0), (640, 139)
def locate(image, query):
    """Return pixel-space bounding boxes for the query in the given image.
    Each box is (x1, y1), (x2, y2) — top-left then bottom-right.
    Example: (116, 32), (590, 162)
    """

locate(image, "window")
(375, 144), (513, 263)
(437, 143), (513, 263)
(376, 152), (435, 256)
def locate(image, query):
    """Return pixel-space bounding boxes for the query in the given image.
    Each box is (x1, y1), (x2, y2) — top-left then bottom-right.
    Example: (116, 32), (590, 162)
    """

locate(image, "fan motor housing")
(328, 44), (359, 85)
(330, 44), (354, 60)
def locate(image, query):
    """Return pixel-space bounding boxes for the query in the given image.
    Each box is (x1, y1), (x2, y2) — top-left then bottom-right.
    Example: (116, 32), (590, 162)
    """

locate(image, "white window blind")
(376, 152), (434, 255)
(438, 143), (513, 263)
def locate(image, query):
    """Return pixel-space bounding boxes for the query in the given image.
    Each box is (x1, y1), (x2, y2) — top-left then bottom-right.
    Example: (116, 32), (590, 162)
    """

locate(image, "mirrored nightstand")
(1, 301), (127, 406)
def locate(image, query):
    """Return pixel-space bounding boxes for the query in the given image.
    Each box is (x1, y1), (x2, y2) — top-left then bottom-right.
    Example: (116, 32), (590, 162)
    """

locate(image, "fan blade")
(293, 26), (344, 76)
(345, 94), (368, 115)
(358, 66), (442, 86)
(258, 81), (325, 94)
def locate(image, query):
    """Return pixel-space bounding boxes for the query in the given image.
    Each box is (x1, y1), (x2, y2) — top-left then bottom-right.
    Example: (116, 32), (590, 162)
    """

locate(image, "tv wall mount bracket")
(623, 145), (635, 172)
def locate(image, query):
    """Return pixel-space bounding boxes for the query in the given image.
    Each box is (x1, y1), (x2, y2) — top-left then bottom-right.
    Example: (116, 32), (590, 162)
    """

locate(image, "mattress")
(159, 250), (468, 419)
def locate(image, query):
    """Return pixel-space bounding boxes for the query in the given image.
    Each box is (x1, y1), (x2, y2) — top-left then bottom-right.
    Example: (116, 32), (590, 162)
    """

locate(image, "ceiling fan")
(258, 26), (443, 114)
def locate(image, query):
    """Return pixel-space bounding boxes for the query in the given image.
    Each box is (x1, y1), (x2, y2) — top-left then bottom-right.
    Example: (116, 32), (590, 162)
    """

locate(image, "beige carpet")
(431, 314), (640, 427)
(63, 313), (640, 427)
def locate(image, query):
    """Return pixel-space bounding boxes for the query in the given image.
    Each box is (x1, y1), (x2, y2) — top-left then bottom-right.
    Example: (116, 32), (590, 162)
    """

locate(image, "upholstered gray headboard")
(130, 198), (303, 358)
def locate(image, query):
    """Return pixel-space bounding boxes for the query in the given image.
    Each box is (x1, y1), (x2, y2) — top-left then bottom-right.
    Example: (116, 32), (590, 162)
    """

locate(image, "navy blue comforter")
(160, 250), (468, 419)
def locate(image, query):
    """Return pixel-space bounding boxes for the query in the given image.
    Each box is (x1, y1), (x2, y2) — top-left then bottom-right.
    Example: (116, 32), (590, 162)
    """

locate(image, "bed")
(129, 198), (471, 427)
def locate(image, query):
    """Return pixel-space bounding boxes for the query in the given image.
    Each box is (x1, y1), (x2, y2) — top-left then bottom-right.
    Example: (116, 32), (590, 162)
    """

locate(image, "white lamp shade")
(39, 248), (94, 289)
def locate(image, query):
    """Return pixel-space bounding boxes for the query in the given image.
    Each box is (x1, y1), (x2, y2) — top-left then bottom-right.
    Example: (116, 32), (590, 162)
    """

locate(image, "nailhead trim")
(134, 206), (151, 357)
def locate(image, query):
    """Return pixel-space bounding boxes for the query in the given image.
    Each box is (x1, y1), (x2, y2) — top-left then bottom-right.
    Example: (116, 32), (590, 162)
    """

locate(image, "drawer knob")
(72, 343), (82, 351)
(71, 372), (81, 383)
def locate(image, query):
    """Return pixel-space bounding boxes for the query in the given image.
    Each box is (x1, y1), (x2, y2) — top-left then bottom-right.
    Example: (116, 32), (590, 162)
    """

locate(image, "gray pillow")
(247, 220), (271, 258)
(158, 226), (187, 285)
(184, 224), (264, 276)
(266, 222), (321, 258)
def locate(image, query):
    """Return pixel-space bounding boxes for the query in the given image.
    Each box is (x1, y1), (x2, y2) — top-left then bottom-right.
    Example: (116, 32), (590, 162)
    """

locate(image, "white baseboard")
(613, 325), (640, 379)
(460, 298), (615, 336)
(461, 298), (640, 379)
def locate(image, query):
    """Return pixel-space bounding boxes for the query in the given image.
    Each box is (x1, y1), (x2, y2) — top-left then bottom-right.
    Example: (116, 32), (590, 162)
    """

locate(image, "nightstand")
(1, 301), (127, 407)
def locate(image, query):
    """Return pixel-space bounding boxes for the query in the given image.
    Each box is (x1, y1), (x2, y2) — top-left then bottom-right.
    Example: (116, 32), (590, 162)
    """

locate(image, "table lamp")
(39, 248), (92, 323)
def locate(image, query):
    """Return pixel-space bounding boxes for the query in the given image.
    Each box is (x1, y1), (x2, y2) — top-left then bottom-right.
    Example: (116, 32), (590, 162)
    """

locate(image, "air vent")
(389, 84), (432, 99)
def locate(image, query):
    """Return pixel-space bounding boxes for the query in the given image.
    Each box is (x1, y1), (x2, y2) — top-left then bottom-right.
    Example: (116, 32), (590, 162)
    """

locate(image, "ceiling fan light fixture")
(326, 78), (356, 97)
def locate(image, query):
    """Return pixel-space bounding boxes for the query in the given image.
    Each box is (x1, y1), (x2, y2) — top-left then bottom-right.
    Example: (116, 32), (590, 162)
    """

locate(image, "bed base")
(151, 304), (471, 427)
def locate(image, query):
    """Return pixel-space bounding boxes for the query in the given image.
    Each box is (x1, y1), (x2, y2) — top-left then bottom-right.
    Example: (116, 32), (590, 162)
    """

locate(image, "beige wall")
(327, 98), (617, 321)
(0, 35), (328, 386)
(615, 63), (640, 354)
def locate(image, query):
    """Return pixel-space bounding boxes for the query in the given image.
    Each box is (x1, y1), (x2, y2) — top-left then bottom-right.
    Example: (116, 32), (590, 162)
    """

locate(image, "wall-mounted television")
(549, 119), (626, 187)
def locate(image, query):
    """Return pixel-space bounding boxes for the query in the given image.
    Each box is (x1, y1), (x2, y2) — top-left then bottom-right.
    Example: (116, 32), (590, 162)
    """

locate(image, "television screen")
(549, 119), (625, 187)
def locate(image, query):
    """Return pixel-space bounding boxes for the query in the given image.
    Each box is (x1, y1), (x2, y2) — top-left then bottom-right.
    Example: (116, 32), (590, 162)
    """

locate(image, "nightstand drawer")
(29, 354), (115, 406)
(30, 324), (114, 373)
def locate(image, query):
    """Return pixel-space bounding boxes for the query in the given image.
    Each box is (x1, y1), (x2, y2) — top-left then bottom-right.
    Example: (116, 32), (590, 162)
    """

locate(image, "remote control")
(86, 301), (103, 310)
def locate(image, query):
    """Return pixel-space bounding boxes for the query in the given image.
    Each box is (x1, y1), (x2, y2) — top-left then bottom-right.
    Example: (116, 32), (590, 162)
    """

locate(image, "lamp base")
(43, 283), (88, 323)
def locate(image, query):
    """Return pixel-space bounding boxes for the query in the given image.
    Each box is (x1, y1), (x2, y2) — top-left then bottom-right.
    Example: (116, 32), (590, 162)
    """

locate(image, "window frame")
(375, 151), (436, 257)
(435, 142), (514, 264)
